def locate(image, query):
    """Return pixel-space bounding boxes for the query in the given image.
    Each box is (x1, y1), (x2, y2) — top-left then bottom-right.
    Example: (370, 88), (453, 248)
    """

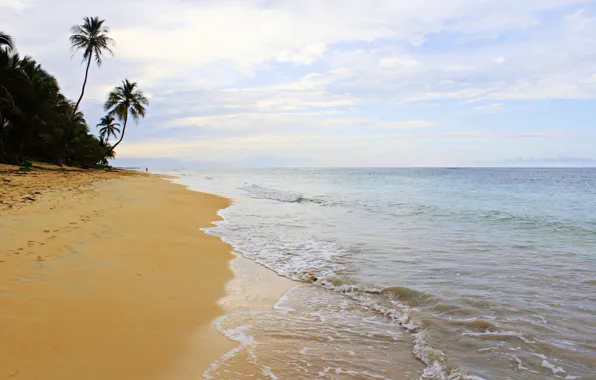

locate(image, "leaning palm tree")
(0, 31), (14, 50)
(69, 17), (114, 118)
(104, 79), (148, 152)
(97, 114), (120, 143)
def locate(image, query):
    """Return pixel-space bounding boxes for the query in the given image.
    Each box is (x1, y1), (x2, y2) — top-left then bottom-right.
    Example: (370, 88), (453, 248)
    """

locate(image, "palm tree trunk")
(72, 54), (92, 118)
(58, 54), (93, 166)
(0, 112), (5, 158)
(110, 112), (128, 152)
(18, 124), (28, 164)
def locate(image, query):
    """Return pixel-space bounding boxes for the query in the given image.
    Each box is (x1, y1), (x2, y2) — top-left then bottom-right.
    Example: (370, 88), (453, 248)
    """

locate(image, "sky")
(1, 0), (595, 167)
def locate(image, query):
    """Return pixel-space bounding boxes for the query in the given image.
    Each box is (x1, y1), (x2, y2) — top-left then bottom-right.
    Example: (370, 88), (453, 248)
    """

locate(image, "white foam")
(273, 295), (296, 314)
(462, 330), (536, 343)
(239, 184), (304, 203)
(541, 360), (566, 374)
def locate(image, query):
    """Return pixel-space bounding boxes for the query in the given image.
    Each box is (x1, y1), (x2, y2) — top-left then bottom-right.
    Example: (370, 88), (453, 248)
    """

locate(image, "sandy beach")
(0, 165), (293, 379)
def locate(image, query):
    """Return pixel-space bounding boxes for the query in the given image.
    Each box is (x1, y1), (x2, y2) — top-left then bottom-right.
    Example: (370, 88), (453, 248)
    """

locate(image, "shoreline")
(0, 166), (293, 379)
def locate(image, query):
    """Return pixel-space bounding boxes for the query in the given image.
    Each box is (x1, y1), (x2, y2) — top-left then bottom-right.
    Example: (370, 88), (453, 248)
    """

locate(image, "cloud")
(501, 156), (596, 166)
(277, 43), (327, 64)
(0, 0), (30, 11)
(474, 102), (504, 111)
(322, 119), (436, 129)
(379, 55), (422, 68)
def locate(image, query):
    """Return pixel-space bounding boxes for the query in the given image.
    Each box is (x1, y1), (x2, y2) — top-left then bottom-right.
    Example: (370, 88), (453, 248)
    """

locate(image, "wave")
(239, 184), (326, 204)
(202, 211), (487, 380)
(239, 184), (304, 203)
(240, 184), (596, 238)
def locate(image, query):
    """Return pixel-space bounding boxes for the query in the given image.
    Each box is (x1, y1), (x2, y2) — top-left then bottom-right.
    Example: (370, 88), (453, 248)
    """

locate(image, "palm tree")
(104, 79), (148, 152)
(98, 138), (115, 165)
(0, 47), (21, 156)
(16, 57), (60, 161)
(69, 17), (114, 119)
(0, 31), (14, 50)
(0, 34), (19, 157)
(0, 85), (17, 156)
(97, 114), (120, 143)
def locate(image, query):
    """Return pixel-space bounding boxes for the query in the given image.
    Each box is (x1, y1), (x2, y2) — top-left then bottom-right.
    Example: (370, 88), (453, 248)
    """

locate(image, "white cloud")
(474, 102), (504, 111)
(0, 0), (30, 11)
(277, 43), (327, 64)
(323, 119), (436, 129)
(379, 55), (422, 68)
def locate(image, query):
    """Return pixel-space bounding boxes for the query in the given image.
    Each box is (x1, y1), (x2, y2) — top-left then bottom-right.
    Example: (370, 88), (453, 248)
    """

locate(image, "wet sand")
(0, 165), (243, 379)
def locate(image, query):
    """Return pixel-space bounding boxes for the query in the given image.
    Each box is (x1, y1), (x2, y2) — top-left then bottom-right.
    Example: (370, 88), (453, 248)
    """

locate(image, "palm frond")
(70, 16), (115, 67)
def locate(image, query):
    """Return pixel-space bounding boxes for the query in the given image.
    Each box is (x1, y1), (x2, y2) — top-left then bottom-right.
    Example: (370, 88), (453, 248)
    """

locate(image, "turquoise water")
(170, 168), (596, 379)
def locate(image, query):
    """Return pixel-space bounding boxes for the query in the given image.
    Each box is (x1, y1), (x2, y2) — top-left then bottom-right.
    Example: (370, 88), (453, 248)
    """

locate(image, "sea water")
(167, 168), (596, 379)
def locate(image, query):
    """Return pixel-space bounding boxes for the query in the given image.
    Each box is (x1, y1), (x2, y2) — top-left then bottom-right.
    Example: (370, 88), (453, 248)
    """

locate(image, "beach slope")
(0, 167), (235, 379)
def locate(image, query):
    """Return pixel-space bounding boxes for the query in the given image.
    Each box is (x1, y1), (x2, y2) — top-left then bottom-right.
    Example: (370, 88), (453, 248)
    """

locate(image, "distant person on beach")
(145, 168), (148, 172)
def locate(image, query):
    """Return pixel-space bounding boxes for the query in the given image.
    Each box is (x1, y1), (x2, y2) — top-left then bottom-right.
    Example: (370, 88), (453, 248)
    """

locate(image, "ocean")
(166, 168), (596, 380)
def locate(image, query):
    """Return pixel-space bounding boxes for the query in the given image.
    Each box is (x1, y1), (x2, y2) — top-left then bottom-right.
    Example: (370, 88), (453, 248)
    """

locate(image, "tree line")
(0, 16), (148, 167)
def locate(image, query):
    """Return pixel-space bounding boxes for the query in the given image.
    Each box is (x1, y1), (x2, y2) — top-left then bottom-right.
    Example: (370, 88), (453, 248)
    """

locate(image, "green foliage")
(70, 17), (114, 67)
(19, 161), (32, 171)
(0, 21), (147, 168)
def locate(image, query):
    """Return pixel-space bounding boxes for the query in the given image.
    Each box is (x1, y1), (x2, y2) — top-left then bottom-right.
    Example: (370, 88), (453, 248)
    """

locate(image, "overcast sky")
(2, 0), (595, 167)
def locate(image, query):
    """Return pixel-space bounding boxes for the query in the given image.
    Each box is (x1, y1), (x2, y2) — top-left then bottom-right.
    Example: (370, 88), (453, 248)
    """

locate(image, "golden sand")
(0, 166), (241, 379)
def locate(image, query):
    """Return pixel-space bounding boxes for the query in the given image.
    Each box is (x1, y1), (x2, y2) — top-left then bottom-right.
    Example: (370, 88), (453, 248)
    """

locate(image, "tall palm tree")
(0, 31), (14, 50)
(97, 114), (120, 143)
(104, 79), (148, 152)
(69, 17), (114, 119)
